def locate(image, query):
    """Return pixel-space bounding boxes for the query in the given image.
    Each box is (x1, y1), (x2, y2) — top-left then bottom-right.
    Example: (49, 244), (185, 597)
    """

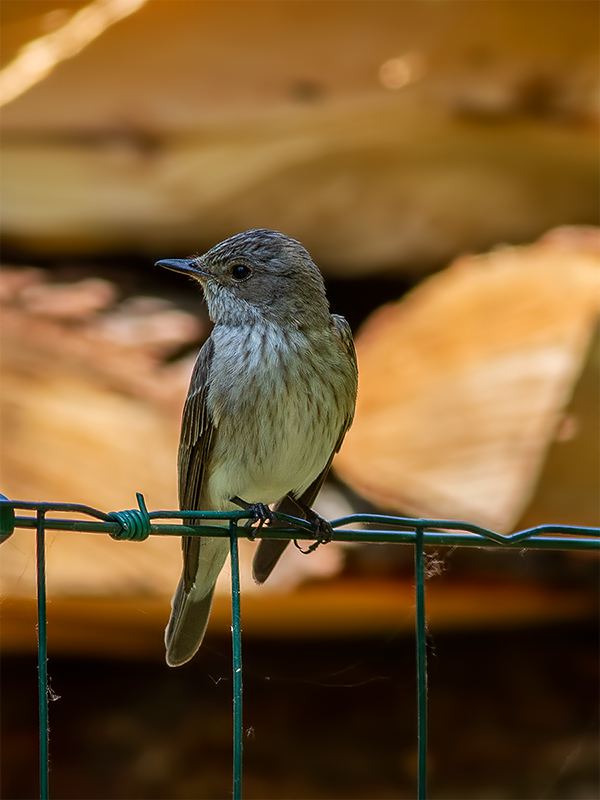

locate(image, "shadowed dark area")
(2, 624), (598, 800)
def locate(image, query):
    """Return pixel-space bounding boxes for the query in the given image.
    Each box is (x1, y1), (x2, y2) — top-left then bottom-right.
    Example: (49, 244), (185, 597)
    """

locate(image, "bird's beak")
(155, 258), (210, 279)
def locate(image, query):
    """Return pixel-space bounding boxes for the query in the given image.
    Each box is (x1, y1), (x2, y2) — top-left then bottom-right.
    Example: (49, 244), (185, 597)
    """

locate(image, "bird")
(155, 229), (358, 667)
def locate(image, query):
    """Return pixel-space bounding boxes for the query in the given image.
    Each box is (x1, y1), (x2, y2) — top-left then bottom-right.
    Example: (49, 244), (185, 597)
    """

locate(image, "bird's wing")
(178, 336), (216, 592)
(252, 315), (358, 583)
(165, 336), (227, 666)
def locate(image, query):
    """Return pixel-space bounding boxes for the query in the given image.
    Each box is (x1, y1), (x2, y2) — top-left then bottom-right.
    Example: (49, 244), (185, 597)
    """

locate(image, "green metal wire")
(2, 500), (598, 550)
(35, 510), (49, 800)
(0, 493), (598, 800)
(229, 520), (244, 800)
(414, 526), (427, 800)
(0, 492), (15, 544)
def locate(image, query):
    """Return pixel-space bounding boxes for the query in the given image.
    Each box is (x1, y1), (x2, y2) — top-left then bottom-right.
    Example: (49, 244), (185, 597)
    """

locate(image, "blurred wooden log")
(4, 1), (597, 125)
(335, 227), (600, 531)
(1, 1), (598, 273)
(516, 315), (599, 531)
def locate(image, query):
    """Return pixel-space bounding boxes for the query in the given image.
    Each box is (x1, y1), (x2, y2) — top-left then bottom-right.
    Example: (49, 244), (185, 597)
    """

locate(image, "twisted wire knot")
(0, 493), (15, 543)
(108, 493), (151, 541)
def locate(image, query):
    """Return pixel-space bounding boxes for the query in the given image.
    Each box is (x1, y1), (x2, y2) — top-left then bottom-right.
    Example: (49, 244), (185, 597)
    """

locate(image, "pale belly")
(201, 320), (354, 511)
(205, 387), (340, 510)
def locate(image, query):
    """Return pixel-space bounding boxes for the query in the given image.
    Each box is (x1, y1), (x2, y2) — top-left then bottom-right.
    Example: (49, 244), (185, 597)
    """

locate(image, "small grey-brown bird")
(156, 229), (357, 666)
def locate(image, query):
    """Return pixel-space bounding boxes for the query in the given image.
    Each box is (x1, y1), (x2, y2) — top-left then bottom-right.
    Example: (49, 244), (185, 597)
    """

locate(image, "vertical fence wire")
(35, 510), (49, 800)
(414, 526), (428, 800)
(229, 521), (244, 800)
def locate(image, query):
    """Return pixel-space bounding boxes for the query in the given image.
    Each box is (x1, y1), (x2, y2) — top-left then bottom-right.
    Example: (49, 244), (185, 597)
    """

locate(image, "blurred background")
(1, 1), (599, 798)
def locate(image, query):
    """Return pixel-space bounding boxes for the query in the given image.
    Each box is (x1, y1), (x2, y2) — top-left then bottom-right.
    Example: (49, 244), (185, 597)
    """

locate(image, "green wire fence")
(0, 492), (598, 800)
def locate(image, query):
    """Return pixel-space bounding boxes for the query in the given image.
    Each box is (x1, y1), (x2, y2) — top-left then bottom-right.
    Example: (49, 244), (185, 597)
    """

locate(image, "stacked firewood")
(1, 228), (598, 656)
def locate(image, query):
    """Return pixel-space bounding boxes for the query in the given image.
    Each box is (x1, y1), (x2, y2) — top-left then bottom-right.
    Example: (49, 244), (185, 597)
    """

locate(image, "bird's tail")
(165, 537), (229, 667)
(252, 493), (300, 583)
(165, 579), (215, 667)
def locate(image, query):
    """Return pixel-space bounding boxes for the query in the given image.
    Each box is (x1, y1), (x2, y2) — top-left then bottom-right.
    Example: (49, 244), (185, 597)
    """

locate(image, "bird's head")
(155, 229), (329, 328)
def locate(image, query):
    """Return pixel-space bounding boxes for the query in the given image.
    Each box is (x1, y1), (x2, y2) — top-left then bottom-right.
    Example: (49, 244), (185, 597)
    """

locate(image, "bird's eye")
(230, 263), (251, 281)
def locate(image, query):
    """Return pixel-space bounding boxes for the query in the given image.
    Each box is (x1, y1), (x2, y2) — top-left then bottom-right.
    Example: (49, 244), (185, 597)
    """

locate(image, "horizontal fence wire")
(1, 493), (599, 800)
(2, 495), (599, 549)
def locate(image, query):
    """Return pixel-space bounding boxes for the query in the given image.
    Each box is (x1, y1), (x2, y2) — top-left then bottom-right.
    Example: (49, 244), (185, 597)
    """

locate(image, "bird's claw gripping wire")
(294, 513), (334, 554)
(230, 496), (274, 538)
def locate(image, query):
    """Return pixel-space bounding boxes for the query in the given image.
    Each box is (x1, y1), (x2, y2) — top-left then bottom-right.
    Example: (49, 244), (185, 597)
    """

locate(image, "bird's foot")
(310, 513), (334, 544)
(293, 510), (333, 554)
(230, 496), (274, 536)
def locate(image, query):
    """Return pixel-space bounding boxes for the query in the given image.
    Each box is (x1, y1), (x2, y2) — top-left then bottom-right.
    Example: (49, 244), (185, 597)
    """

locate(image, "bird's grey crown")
(205, 228), (309, 267)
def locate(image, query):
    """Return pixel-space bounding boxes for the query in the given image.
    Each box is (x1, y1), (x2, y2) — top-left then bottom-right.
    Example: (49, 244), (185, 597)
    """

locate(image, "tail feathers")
(252, 494), (304, 583)
(166, 535), (229, 666)
(252, 540), (290, 584)
(165, 579), (216, 667)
